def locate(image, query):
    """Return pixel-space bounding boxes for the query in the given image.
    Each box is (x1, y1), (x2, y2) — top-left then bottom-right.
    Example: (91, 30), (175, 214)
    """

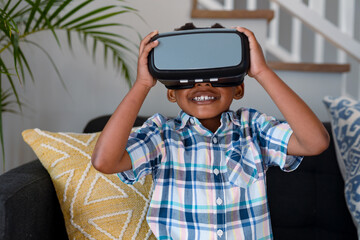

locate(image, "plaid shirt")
(118, 108), (303, 240)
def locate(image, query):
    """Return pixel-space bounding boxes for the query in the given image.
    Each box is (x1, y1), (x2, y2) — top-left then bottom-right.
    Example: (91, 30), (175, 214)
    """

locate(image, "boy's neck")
(198, 115), (222, 133)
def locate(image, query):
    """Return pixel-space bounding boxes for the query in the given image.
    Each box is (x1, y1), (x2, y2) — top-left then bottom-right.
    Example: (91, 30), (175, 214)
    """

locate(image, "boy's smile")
(191, 89), (219, 104)
(167, 82), (244, 131)
(192, 95), (216, 102)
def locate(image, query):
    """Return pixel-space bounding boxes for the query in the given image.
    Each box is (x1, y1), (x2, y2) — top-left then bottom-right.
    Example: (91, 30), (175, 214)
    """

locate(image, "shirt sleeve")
(117, 114), (166, 184)
(249, 109), (303, 172)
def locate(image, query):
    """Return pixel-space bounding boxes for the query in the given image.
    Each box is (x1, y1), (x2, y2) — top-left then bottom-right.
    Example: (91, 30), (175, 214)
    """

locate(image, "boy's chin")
(187, 111), (223, 121)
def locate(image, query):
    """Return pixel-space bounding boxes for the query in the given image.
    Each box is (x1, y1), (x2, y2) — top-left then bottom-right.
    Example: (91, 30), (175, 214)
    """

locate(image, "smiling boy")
(92, 26), (330, 239)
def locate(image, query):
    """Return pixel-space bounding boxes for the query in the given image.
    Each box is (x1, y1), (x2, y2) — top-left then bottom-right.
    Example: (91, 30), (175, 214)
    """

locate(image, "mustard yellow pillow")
(22, 128), (156, 240)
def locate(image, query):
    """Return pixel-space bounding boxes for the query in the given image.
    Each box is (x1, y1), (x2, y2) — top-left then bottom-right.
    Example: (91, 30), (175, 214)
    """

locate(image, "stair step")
(191, 9), (274, 21)
(191, 0), (273, 21)
(268, 62), (350, 73)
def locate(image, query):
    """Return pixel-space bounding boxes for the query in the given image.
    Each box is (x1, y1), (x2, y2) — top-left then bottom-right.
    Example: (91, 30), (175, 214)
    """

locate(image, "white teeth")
(193, 96), (215, 101)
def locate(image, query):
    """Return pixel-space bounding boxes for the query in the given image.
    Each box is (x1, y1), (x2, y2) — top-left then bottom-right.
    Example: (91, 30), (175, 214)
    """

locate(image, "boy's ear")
(234, 83), (245, 100)
(167, 89), (177, 102)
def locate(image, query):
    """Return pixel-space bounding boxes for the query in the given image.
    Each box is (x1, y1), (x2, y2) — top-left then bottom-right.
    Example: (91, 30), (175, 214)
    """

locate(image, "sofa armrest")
(0, 160), (68, 240)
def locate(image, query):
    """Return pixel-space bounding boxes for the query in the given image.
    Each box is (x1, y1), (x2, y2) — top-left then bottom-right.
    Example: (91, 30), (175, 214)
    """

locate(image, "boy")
(92, 25), (330, 239)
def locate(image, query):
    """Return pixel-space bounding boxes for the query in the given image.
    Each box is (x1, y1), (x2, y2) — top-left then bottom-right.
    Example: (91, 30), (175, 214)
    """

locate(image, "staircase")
(191, 0), (360, 108)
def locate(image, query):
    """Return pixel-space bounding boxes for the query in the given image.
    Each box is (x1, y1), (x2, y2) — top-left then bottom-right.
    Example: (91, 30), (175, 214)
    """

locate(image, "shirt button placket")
(212, 135), (225, 239)
(217, 229), (224, 238)
(189, 118), (195, 125)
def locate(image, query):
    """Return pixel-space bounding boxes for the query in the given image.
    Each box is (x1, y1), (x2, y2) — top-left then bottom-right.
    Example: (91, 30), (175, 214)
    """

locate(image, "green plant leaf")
(24, 0), (41, 33)
(104, 44), (108, 66)
(7, 0), (24, 17)
(25, 40), (68, 91)
(11, 32), (21, 83)
(2, 0), (12, 11)
(92, 37), (97, 62)
(0, 7), (19, 42)
(86, 31), (134, 49)
(1, 88), (14, 102)
(53, 0), (92, 27)
(25, 0), (61, 46)
(45, 0), (72, 27)
(68, 10), (130, 29)
(15, 48), (26, 83)
(0, 0), (141, 168)
(0, 59), (21, 110)
(66, 29), (72, 51)
(32, 0), (57, 30)
(17, 47), (34, 83)
(61, 5), (116, 28)
(78, 23), (129, 31)
(93, 35), (132, 52)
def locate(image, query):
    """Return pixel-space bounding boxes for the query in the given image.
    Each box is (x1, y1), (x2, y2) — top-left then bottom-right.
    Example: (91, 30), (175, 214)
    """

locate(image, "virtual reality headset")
(148, 28), (250, 89)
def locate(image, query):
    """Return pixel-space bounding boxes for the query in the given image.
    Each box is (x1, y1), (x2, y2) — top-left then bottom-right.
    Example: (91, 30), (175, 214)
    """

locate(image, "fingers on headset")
(236, 27), (254, 38)
(140, 40), (159, 61)
(139, 30), (159, 54)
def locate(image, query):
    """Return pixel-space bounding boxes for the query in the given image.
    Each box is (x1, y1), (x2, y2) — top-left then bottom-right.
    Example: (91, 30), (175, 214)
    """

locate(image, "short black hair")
(175, 22), (225, 31)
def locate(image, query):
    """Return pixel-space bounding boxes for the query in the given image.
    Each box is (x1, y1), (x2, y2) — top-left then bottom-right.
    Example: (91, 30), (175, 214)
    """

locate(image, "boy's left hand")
(235, 27), (329, 157)
(235, 27), (271, 80)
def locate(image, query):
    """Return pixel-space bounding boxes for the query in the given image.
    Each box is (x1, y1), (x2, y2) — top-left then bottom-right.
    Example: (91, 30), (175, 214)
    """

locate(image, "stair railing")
(195, 0), (360, 98)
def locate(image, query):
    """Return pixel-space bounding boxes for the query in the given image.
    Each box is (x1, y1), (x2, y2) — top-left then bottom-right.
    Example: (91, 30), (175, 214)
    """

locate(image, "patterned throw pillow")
(323, 96), (360, 238)
(22, 128), (156, 240)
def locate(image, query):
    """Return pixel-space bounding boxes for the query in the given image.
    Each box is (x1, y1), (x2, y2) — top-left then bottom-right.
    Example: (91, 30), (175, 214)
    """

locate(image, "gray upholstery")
(267, 123), (357, 239)
(0, 160), (68, 240)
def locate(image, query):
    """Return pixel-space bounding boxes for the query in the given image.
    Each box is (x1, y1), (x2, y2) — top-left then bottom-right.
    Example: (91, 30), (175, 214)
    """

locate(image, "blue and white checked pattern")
(118, 108), (303, 240)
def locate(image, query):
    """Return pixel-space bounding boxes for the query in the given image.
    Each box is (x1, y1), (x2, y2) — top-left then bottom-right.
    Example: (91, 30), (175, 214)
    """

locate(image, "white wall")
(1, 0), (340, 172)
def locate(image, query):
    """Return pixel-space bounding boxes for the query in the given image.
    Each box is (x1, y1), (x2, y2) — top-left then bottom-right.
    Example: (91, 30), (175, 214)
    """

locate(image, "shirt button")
(214, 168), (220, 176)
(212, 137), (218, 144)
(189, 118), (195, 125)
(216, 197), (223, 205)
(217, 229), (224, 237)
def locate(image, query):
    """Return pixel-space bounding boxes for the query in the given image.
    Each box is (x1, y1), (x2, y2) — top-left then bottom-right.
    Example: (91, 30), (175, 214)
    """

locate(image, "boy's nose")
(195, 82), (211, 87)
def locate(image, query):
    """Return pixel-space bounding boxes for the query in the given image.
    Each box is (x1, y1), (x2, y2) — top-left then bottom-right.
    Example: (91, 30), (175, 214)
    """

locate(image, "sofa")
(0, 115), (357, 240)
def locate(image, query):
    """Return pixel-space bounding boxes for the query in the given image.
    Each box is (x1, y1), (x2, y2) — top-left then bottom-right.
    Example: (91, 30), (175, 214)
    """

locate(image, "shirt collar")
(225, 110), (242, 127)
(175, 111), (192, 130)
(175, 110), (241, 132)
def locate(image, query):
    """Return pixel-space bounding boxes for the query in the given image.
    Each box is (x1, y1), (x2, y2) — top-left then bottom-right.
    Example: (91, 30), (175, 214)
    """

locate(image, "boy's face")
(167, 83), (244, 121)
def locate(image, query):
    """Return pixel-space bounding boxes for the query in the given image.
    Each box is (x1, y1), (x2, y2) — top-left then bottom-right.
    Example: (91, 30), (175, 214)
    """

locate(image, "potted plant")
(0, 0), (140, 170)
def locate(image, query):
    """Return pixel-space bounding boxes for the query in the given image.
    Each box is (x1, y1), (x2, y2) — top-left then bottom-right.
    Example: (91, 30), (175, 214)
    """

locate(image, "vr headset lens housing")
(148, 28), (250, 89)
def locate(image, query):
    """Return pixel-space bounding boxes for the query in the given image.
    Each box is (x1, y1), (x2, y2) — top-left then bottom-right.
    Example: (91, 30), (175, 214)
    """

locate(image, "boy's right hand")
(135, 30), (160, 89)
(235, 27), (270, 80)
(92, 30), (160, 174)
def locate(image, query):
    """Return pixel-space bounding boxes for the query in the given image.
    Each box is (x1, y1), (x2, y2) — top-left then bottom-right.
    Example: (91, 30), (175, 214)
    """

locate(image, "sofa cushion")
(83, 115), (149, 133)
(323, 96), (360, 238)
(22, 128), (156, 240)
(0, 160), (68, 240)
(267, 122), (357, 239)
